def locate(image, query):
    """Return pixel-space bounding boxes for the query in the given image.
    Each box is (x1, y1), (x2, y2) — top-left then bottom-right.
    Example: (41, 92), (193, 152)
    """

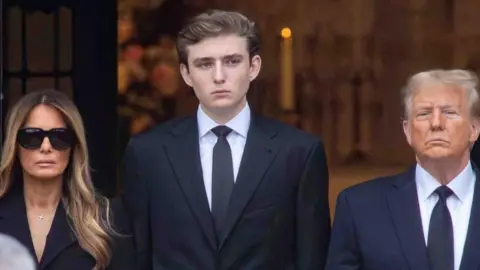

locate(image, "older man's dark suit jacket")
(326, 165), (480, 270)
(123, 113), (331, 270)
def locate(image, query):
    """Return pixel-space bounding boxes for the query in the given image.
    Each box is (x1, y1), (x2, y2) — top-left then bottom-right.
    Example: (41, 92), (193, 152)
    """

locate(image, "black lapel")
(0, 186), (76, 268)
(164, 116), (217, 251)
(218, 115), (279, 248)
(0, 185), (37, 261)
(459, 164), (480, 270)
(40, 200), (76, 269)
(387, 166), (430, 270)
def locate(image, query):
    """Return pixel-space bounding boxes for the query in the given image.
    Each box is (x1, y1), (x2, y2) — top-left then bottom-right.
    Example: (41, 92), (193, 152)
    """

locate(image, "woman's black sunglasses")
(17, 128), (75, 150)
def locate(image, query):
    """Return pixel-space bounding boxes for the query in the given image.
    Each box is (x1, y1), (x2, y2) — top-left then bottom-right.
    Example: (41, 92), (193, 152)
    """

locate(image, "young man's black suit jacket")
(123, 113), (331, 270)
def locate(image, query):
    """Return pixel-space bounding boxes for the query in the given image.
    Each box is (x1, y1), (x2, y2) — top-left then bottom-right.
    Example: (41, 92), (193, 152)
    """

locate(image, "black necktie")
(427, 185), (454, 270)
(211, 125), (234, 240)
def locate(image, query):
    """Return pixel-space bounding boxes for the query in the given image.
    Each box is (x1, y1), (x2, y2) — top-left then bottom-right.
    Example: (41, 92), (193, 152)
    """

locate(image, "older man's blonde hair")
(401, 69), (480, 119)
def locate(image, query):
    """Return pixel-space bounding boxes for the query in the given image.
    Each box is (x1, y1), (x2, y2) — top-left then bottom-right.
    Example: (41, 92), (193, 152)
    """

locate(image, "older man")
(326, 69), (480, 270)
(0, 233), (36, 270)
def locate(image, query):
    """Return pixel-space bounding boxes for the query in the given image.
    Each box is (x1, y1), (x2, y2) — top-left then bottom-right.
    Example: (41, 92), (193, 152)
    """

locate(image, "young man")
(123, 10), (330, 270)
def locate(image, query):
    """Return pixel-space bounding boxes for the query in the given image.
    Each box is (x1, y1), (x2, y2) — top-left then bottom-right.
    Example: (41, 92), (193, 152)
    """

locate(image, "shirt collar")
(415, 161), (475, 203)
(197, 103), (251, 138)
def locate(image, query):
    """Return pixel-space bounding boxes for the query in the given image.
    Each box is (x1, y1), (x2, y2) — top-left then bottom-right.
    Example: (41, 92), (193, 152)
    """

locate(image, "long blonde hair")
(0, 89), (114, 269)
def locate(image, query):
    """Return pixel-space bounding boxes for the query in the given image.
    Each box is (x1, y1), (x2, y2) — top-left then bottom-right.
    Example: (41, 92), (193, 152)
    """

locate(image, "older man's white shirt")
(415, 162), (476, 270)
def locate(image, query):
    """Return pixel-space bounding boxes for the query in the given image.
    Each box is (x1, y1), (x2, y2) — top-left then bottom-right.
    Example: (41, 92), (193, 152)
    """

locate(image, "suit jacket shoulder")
(126, 115), (194, 151)
(254, 115), (323, 147)
(338, 168), (414, 206)
(148, 115), (193, 136)
(127, 114), (325, 158)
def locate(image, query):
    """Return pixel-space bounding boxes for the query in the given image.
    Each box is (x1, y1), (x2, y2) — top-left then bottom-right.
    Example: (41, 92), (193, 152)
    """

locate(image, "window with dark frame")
(2, 3), (73, 143)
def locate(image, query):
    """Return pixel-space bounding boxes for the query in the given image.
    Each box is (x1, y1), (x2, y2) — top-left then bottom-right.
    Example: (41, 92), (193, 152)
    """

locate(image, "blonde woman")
(0, 89), (134, 270)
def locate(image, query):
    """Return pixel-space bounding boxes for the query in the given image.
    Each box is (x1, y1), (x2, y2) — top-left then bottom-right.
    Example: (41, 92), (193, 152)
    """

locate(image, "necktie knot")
(435, 185), (453, 203)
(212, 125), (232, 138)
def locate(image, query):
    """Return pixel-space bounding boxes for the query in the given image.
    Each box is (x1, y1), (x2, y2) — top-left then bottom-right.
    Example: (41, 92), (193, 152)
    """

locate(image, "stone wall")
(205, 0), (480, 166)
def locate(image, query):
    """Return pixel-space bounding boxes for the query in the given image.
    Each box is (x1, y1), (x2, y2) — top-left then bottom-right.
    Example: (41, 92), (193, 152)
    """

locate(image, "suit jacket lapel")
(0, 185), (76, 269)
(218, 115), (279, 248)
(164, 117), (217, 250)
(459, 165), (480, 270)
(40, 200), (76, 269)
(387, 166), (430, 270)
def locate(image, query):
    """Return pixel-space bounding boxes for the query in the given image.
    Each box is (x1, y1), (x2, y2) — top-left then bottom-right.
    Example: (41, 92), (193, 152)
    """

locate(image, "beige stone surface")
(8, 0), (477, 167)
(207, 0), (479, 166)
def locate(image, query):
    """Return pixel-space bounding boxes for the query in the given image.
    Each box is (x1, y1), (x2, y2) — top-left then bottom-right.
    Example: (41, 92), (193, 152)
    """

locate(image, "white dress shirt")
(415, 162), (476, 270)
(197, 104), (251, 209)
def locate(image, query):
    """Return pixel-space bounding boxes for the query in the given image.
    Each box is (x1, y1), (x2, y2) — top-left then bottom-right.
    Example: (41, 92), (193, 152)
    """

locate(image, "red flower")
(124, 45), (144, 62)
